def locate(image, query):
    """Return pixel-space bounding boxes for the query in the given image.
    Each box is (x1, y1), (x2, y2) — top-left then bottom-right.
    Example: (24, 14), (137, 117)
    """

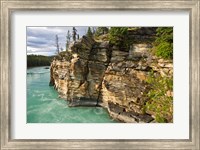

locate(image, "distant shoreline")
(27, 55), (53, 67)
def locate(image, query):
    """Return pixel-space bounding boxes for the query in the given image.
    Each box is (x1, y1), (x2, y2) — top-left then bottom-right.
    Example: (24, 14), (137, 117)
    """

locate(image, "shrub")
(144, 72), (173, 123)
(154, 27), (173, 59)
(155, 42), (173, 59)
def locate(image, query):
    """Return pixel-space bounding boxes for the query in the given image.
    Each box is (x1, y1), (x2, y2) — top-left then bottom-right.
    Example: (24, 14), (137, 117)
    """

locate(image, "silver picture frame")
(0, 0), (199, 149)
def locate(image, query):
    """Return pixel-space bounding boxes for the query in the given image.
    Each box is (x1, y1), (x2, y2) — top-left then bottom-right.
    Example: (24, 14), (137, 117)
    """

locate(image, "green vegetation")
(95, 27), (109, 37)
(142, 27), (173, 122)
(72, 27), (77, 41)
(153, 27), (173, 59)
(55, 35), (60, 54)
(27, 55), (53, 67)
(144, 72), (173, 123)
(108, 27), (130, 51)
(143, 27), (173, 122)
(51, 27), (173, 123)
(86, 27), (93, 38)
(66, 30), (71, 50)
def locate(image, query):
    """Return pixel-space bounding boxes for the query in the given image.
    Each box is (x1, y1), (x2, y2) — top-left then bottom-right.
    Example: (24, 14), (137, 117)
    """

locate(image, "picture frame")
(0, 0), (199, 149)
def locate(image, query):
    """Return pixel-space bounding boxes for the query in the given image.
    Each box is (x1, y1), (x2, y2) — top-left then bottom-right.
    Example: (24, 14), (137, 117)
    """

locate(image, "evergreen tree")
(27, 55), (53, 67)
(55, 35), (60, 54)
(95, 27), (109, 36)
(109, 27), (129, 51)
(72, 27), (77, 41)
(86, 27), (93, 38)
(66, 30), (71, 50)
(101, 27), (109, 34)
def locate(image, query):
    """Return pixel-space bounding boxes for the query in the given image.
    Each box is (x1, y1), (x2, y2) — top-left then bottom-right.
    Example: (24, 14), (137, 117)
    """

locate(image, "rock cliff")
(49, 29), (173, 123)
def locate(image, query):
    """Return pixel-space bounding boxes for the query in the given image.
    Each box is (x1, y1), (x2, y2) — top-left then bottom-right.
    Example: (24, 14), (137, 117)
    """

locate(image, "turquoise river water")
(27, 66), (117, 123)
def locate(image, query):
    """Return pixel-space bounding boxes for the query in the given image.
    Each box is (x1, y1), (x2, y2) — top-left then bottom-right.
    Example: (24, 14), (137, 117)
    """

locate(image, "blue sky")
(27, 27), (88, 56)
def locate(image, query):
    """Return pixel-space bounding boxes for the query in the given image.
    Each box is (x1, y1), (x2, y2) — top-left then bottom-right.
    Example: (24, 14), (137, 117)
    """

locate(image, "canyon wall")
(49, 29), (173, 123)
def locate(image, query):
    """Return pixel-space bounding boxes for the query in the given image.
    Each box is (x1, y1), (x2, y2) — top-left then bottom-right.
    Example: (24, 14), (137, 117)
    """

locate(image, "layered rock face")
(50, 31), (173, 123)
(102, 50), (153, 123)
(50, 36), (111, 106)
(102, 49), (173, 123)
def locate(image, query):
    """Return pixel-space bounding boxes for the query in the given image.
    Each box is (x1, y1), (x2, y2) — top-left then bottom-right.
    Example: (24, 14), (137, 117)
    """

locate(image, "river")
(27, 66), (117, 123)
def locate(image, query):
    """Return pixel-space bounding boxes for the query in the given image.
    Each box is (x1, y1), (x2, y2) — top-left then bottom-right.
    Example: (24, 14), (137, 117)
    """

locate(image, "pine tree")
(72, 27), (77, 41)
(86, 27), (93, 38)
(95, 27), (109, 36)
(66, 30), (71, 50)
(77, 34), (79, 40)
(55, 35), (60, 54)
(109, 27), (129, 51)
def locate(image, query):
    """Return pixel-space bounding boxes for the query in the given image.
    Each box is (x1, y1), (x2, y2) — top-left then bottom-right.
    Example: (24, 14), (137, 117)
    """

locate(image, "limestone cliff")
(49, 29), (173, 123)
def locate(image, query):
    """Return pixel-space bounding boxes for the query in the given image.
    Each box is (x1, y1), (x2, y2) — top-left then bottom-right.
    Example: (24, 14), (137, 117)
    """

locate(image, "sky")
(27, 27), (88, 56)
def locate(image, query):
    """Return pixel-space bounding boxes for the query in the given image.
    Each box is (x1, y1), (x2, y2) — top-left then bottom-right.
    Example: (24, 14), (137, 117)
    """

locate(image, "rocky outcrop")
(101, 49), (172, 123)
(49, 31), (173, 123)
(50, 36), (111, 107)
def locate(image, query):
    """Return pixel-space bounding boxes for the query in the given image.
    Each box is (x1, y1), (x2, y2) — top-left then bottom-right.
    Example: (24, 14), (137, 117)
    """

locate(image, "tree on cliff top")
(66, 30), (71, 50)
(109, 27), (129, 51)
(86, 27), (93, 38)
(55, 35), (60, 54)
(95, 27), (109, 37)
(72, 27), (77, 42)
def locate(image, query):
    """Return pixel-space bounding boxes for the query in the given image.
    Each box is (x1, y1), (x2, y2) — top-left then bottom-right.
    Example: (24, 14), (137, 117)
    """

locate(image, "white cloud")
(27, 26), (88, 56)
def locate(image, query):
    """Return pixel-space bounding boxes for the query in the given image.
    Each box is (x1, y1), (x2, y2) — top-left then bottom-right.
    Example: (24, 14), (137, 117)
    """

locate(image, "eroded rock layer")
(50, 33), (173, 123)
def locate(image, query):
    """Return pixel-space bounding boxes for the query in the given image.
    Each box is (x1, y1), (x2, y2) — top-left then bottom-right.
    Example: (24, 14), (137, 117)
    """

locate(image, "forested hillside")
(27, 55), (54, 67)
